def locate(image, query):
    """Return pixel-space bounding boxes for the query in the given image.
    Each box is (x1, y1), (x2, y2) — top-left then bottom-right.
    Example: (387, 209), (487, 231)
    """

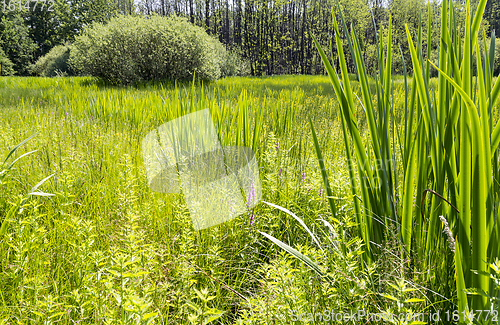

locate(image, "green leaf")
(203, 312), (224, 325)
(28, 191), (55, 197)
(455, 239), (469, 314)
(258, 231), (331, 282)
(186, 301), (202, 314)
(30, 173), (56, 193)
(262, 201), (324, 253)
(1, 133), (37, 167)
(381, 294), (398, 301)
(142, 312), (158, 320)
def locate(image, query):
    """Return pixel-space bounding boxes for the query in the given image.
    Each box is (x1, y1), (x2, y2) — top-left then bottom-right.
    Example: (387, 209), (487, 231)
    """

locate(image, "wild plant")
(305, 0), (500, 320)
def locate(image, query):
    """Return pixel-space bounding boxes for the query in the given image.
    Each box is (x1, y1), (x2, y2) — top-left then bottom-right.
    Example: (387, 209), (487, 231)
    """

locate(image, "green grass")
(0, 74), (369, 324)
(306, 0), (500, 324)
(1, 31), (500, 323)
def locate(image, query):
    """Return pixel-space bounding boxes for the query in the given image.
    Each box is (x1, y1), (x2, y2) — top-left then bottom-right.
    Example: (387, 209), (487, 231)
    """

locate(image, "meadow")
(0, 70), (491, 324)
(2, 2), (500, 321)
(0, 74), (391, 324)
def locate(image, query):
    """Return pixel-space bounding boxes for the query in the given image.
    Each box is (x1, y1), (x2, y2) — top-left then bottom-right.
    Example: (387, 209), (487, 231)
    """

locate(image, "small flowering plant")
(246, 182), (256, 226)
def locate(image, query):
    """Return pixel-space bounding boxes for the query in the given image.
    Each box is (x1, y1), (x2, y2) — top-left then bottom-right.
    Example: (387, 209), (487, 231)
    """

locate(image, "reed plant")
(306, 0), (500, 321)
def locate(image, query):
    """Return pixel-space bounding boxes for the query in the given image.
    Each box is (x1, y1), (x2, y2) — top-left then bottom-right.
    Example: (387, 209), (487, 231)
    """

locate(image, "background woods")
(1, 0), (499, 76)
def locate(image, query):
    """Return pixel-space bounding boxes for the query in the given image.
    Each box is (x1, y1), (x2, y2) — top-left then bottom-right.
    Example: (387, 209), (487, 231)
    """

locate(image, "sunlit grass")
(2, 40), (499, 322)
(295, 0), (500, 323)
(0, 74), (358, 323)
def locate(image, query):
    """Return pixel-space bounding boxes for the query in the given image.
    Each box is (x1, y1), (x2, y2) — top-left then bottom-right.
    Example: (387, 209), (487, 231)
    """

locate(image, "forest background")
(1, 0), (499, 78)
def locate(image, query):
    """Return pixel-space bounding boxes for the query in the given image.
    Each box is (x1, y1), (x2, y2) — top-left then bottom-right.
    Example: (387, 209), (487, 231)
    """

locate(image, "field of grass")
(0, 74), (403, 324)
(1, 66), (498, 323)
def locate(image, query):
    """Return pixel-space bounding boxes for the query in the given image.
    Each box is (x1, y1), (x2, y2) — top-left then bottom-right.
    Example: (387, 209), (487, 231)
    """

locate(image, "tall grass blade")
(258, 231), (330, 281)
(262, 201), (324, 253)
(1, 133), (37, 166)
(308, 118), (337, 220)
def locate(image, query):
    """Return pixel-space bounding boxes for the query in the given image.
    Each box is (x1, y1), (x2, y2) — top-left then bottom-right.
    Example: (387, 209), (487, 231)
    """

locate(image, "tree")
(53, 0), (120, 43)
(485, 0), (500, 34)
(0, 47), (15, 75)
(2, 0), (487, 77)
(0, 10), (36, 75)
(388, 0), (427, 74)
(333, 0), (371, 73)
(24, 7), (58, 58)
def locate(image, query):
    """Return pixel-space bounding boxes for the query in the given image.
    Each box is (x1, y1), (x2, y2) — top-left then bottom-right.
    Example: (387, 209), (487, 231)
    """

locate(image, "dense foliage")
(1, 0), (499, 77)
(0, 75), (370, 323)
(1, 0), (500, 323)
(70, 15), (228, 84)
(32, 45), (73, 77)
(0, 47), (14, 75)
(2, 74), (499, 324)
(485, 0), (500, 34)
(311, 0), (500, 318)
(495, 38), (500, 75)
(216, 44), (251, 78)
(0, 11), (36, 75)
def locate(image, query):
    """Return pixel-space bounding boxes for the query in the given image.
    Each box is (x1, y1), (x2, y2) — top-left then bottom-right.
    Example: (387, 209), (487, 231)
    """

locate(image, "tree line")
(1, 0), (499, 76)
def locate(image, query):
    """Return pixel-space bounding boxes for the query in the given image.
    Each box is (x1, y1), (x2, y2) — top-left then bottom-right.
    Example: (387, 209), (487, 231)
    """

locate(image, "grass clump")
(0, 74), (349, 323)
(289, 0), (500, 321)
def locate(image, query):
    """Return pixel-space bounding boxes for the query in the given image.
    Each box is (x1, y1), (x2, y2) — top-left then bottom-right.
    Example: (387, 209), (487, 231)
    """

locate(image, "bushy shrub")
(70, 15), (223, 84)
(214, 43), (251, 77)
(363, 43), (378, 75)
(32, 45), (74, 77)
(0, 48), (15, 76)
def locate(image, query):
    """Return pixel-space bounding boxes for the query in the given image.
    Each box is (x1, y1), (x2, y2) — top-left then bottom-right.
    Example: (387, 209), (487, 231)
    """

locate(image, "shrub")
(0, 48), (15, 76)
(214, 43), (251, 77)
(70, 15), (223, 84)
(32, 45), (74, 77)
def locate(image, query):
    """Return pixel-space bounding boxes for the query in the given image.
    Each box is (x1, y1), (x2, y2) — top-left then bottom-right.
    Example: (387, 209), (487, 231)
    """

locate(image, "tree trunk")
(189, 0), (194, 23)
(205, 0), (210, 31)
(235, 0), (242, 46)
(300, 0), (306, 74)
